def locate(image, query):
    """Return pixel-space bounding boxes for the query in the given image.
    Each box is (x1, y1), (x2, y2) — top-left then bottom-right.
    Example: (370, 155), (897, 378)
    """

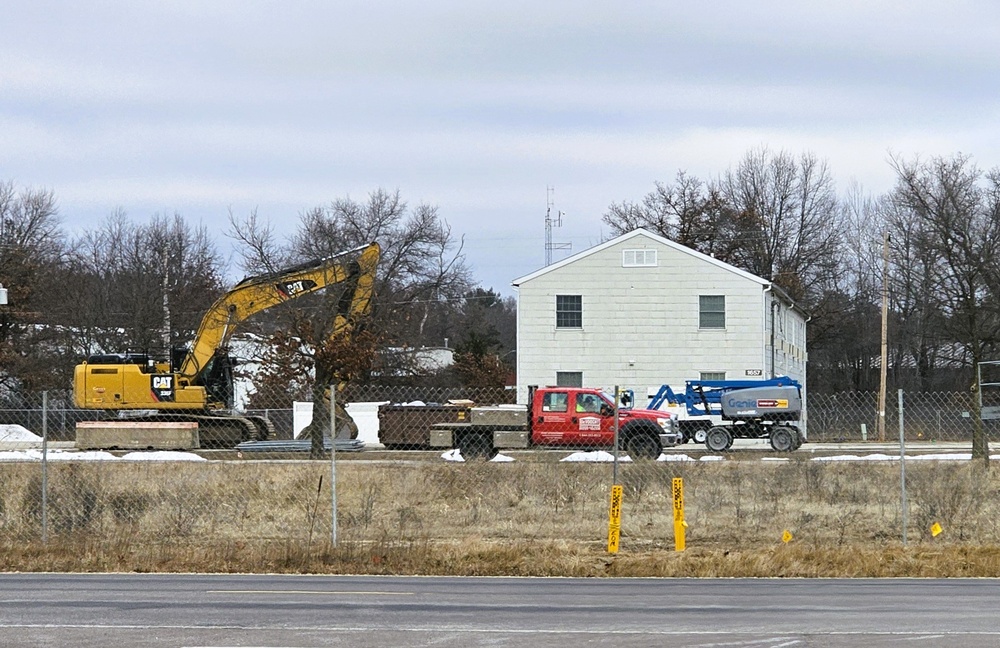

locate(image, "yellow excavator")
(73, 242), (380, 446)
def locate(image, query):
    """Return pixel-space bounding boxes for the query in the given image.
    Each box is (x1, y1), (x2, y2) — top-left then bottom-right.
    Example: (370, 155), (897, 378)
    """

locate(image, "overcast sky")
(4, 1), (1000, 295)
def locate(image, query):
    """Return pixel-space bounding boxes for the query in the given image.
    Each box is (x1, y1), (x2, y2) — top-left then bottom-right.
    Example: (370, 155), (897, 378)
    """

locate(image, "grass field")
(2, 457), (1000, 577)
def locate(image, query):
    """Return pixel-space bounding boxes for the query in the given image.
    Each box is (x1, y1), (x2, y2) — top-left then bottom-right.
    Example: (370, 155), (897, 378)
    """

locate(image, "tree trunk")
(301, 383), (360, 459)
(306, 383), (329, 460)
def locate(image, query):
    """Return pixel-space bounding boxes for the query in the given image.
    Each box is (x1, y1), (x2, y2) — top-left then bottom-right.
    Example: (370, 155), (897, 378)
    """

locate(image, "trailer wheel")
(705, 426), (732, 453)
(457, 432), (497, 461)
(789, 426), (804, 450)
(769, 426), (796, 452)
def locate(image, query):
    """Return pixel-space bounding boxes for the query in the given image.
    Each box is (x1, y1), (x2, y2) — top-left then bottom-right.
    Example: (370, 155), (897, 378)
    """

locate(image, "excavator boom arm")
(179, 242), (380, 382)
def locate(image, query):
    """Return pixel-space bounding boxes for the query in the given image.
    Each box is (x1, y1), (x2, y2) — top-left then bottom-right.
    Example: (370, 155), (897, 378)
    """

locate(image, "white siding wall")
(516, 236), (786, 404)
(765, 298), (808, 383)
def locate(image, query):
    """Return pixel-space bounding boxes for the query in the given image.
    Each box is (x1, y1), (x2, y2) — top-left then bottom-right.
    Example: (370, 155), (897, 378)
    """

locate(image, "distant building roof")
(512, 228), (770, 288)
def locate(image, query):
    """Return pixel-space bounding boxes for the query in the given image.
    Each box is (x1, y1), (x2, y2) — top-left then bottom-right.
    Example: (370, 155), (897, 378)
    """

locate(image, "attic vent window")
(623, 249), (657, 267)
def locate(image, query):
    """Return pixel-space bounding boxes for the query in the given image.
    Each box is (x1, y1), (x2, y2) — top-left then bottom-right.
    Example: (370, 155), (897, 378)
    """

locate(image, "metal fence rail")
(2, 388), (989, 445)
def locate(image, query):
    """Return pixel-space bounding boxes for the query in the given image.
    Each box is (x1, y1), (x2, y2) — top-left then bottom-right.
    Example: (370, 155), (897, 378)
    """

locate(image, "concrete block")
(75, 421), (200, 450)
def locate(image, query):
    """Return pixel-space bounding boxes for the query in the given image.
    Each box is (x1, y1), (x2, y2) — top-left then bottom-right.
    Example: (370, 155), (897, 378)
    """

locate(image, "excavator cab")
(200, 350), (237, 410)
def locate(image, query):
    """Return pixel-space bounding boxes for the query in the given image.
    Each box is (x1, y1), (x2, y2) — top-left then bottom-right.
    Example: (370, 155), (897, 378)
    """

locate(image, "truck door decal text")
(579, 416), (601, 431)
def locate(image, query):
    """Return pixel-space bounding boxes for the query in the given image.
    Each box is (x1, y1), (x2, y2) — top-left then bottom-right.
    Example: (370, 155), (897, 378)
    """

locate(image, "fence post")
(898, 389), (907, 547)
(330, 385), (338, 548)
(612, 385), (620, 486)
(41, 391), (48, 544)
(607, 386), (622, 555)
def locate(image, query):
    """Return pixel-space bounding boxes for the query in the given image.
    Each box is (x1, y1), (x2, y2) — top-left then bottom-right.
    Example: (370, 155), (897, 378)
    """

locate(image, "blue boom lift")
(647, 376), (804, 452)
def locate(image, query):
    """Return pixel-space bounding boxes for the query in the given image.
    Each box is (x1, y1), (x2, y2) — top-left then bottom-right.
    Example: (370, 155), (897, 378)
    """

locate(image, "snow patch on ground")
(0, 451), (38, 461)
(810, 452), (1000, 462)
(120, 451), (207, 462)
(0, 449), (207, 462)
(440, 449), (514, 462)
(561, 451), (633, 463)
(0, 425), (42, 442)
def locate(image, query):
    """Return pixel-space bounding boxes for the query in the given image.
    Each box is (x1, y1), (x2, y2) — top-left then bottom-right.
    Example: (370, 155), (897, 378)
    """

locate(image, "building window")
(556, 295), (582, 328)
(622, 249), (657, 267)
(699, 295), (726, 329)
(700, 371), (726, 381)
(556, 371), (583, 387)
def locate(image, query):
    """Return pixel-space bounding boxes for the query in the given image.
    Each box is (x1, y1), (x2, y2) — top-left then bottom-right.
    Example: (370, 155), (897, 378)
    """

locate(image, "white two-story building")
(512, 229), (807, 410)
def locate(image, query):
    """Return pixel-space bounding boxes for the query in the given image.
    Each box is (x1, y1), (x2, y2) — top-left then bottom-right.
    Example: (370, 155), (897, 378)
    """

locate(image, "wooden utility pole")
(877, 230), (889, 442)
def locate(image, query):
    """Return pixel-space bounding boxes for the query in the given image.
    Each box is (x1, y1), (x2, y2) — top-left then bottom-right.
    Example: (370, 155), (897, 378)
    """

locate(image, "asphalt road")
(2, 573), (999, 647)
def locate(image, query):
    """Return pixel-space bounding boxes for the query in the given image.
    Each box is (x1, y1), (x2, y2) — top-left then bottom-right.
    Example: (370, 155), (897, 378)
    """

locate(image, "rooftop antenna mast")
(545, 186), (571, 266)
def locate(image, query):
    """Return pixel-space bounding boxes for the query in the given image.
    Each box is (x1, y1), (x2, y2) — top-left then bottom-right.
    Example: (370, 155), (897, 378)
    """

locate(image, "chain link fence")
(807, 391), (990, 442)
(3, 386), (1000, 558)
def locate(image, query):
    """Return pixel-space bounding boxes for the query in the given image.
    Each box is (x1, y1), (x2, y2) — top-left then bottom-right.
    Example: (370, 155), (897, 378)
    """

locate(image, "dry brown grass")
(3, 457), (1000, 576)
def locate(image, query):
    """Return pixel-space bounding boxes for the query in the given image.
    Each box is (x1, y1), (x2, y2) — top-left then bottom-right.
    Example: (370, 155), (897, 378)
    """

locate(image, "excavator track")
(113, 413), (267, 449)
(243, 415), (277, 441)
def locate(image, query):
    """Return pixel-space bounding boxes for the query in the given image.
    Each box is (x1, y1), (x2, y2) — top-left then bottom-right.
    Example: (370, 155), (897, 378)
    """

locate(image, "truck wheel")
(705, 427), (732, 453)
(769, 426), (796, 452)
(693, 427), (709, 444)
(625, 433), (662, 460)
(458, 432), (497, 461)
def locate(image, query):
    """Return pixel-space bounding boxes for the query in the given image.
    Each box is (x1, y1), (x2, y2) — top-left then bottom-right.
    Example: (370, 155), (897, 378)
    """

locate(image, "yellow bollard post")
(672, 477), (686, 551)
(607, 484), (623, 554)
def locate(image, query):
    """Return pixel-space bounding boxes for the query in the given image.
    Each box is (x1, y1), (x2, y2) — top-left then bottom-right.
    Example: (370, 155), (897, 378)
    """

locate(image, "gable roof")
(512, 228), (770, 287)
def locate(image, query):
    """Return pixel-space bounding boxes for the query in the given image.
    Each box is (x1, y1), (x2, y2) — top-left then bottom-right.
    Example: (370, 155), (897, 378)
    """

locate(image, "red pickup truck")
(430, 386), (682, 459)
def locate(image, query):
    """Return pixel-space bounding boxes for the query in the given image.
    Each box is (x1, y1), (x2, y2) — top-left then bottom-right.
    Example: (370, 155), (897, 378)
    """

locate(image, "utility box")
(378, 404), (471, 449)
(470, 405), (527, 428)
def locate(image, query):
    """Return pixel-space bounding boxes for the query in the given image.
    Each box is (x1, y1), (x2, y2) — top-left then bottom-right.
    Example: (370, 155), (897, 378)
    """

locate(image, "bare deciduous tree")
(602, 149), (844, 308)
(66, 211), (226, 360)
(0, 182), (68, 390)
(889, 153), (1000, 460)
(806, 184), (886, 391)
(719, 147), (843, 304)
(229, 188), (473, 456)
(602, 171), (742, 263)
